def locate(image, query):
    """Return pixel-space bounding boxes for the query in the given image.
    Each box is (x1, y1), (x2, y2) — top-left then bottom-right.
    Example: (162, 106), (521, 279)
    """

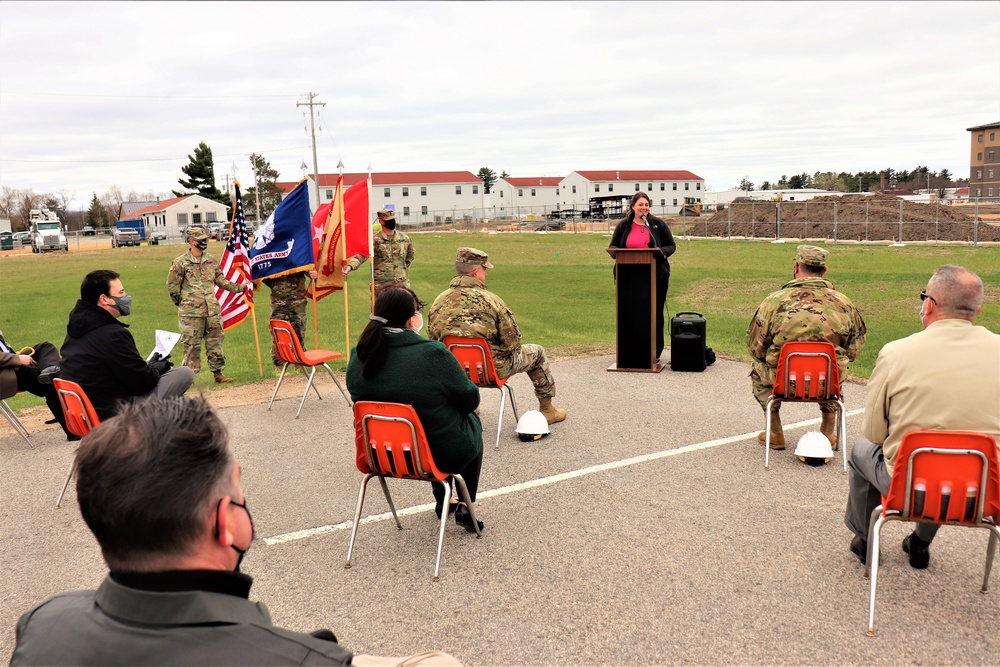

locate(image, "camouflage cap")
(795, 245), (828, 268)
(186, 227), (208, 241)
(377, 209), (395, 222)
(456, 247), (494, 269)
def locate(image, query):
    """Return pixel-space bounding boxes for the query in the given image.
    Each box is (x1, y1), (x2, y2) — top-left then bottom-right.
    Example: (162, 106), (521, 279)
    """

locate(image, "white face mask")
(410, 312), (424, 333)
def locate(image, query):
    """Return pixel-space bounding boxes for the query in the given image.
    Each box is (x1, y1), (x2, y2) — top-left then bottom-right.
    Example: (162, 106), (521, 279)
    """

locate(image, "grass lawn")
(2, 234), (997, 411)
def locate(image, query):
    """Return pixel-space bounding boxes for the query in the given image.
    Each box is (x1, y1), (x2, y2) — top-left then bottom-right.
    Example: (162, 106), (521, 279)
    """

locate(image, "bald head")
(926, 265), (983, 320)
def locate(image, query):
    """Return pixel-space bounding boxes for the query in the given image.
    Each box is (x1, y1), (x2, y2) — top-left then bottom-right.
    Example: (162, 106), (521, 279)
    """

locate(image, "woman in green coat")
(346, 287), (485, 532)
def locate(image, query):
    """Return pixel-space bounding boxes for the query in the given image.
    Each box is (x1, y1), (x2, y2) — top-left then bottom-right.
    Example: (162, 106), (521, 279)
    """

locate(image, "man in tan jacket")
(844, 265), (1000, 568)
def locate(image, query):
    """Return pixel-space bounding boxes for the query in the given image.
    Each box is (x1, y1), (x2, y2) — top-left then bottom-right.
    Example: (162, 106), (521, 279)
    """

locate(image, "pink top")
(625, 222), (650, 249)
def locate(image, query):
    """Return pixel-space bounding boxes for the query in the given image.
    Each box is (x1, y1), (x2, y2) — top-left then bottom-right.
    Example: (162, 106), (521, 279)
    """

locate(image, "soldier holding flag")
(342, 209), (414, 298)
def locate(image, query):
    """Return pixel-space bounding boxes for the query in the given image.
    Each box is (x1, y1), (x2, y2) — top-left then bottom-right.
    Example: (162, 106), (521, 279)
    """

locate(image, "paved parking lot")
(2, 354), (997, 665)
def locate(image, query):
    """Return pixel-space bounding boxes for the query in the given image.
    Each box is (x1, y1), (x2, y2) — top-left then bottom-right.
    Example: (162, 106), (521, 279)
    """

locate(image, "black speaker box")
(670, 311), (707, 372)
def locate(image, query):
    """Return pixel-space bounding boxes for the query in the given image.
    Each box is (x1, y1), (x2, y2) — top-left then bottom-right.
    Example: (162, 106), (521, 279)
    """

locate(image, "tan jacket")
(862, 318), (1000, 472)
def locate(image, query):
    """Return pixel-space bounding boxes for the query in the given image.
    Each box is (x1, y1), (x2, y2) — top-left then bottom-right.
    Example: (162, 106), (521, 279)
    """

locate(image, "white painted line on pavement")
(264, 408), (865, 545)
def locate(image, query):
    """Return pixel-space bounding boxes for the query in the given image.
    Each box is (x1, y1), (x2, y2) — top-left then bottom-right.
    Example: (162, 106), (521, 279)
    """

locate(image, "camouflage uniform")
(427, 267), (556, 400)
(264, 272), (310, 367)
(345, 229), (414, 297)
(746, 247), (866, 413)
(167, 247), (245, 373)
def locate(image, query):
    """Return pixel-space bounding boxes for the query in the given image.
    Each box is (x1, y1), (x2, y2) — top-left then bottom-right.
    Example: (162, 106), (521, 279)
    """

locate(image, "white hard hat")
(794, 431), (834, 466)
(514, 410), (550, 442)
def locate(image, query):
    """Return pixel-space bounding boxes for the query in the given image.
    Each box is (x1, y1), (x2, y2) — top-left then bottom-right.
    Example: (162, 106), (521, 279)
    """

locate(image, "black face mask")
(195, 240), (209, 251)
(216, 498), (255, 571)
(381, 220), (396, 231)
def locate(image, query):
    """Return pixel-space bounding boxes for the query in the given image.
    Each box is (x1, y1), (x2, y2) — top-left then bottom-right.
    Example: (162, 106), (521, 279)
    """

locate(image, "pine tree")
(173, 142), (231, 206)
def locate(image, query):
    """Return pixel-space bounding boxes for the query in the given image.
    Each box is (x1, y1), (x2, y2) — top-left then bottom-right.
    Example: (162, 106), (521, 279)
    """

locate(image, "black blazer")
(608, 214), (676, 280)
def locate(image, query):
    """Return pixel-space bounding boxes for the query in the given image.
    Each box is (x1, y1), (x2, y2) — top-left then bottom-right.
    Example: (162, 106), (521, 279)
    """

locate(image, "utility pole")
(297, 92), (326, 212)
(253, 160), (262, 224)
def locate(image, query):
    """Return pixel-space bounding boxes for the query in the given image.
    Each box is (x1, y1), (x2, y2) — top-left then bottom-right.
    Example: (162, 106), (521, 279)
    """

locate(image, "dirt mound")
(690, 194), (1000, 242)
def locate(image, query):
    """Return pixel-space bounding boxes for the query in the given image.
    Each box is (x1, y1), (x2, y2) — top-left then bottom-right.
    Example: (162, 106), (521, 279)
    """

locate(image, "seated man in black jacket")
(12, 396), (459, 667)
(59, 269), (194, 421)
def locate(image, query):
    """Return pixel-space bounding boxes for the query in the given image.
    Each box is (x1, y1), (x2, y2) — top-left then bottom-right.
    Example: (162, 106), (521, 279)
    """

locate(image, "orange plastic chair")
(1, 395), (32, 447)
(864, 430), (1000, 636)
(267, 319), (351, 418)
(345, 401), (482, 581)
(52, 378), (101, 508)
(441, 336), (519, 451)
(764, 340), (847, 470)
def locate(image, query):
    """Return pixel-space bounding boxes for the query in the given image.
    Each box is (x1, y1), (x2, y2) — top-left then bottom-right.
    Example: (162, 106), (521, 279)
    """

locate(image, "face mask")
(109, 294), (132, 317)
(410, 312), (424, 333)
(195, 240), (208, 251)
(227, 499), (255, 572)
(382, 220), (396, 231)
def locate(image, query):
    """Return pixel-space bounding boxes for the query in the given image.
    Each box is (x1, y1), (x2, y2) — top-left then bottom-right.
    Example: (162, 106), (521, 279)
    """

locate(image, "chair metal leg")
(505, 383), (519, 422)
(56, 459), (76, 508)
(378, 476), (402, 529)
(983, 524), (1000, 593)
(267, 363), (290, 410)
(296, 367), (319, 418)
(863, 504), (882, 579)
(345, 473), (374, 569)
(838, 399), (848, 472)
(431, 480), (452, 581)
(764, 397), (776, 469)
(1, 399), (32, 447)
(298, 364), (323, 399)
(453, 474), (482, 539)
(322, 363), (352, 406)
(866, 514), (886, 636)
(494, 388), (506, 451)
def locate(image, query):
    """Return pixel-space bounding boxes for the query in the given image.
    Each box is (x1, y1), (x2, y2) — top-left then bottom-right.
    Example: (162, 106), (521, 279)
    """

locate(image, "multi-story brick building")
(967, 121), (1000, 199)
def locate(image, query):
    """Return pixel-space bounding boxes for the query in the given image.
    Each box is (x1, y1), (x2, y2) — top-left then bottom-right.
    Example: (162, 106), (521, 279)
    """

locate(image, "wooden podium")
(607, 248), (664, 373)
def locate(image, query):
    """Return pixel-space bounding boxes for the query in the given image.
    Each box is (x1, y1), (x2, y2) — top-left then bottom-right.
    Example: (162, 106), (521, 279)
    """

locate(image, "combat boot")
(213, 370), (233, 384)
(538, 397), (567, 424)
(757, 409), (785, 449)
(820, 412), (839, 451)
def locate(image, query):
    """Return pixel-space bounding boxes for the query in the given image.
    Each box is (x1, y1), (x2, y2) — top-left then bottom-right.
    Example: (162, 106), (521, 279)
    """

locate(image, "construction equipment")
(679, 197), (701, 216)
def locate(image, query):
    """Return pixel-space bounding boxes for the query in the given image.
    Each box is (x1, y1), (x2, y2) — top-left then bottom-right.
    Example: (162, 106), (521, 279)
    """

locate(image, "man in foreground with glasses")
(11, 396), (459, 666)
(746, 245), (867, 449)
(844, 265), (1000, 568)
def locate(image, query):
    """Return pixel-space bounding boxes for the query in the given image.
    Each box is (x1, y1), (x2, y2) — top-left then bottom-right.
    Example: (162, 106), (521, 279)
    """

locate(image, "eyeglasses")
(919, 290), (937, 305)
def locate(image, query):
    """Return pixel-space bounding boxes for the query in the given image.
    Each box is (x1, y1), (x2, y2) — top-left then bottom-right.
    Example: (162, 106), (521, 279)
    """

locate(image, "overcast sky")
(2, 1), (998, 209)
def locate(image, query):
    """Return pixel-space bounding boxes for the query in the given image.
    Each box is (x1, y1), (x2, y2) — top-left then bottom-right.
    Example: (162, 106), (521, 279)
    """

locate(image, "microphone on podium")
(641, 214), (648, 225)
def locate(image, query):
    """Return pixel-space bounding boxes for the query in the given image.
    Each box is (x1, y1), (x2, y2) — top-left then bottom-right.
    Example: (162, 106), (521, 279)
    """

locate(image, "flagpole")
(337, 161), (351, 362)
(251, 300), (263, 376)
(367, 163), (375, 310)
(311, 277), (319, 350)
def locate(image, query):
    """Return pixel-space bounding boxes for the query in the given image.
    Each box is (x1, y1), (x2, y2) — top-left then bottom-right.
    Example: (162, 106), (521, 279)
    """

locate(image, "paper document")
(146, 330), (181, 361)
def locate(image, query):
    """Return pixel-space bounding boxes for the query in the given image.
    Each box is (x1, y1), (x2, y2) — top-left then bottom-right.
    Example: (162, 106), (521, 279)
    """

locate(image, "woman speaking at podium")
(607, 191), (676, 359)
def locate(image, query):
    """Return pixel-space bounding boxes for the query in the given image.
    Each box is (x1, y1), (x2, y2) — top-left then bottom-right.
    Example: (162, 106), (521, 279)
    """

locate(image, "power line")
(0, 145), (311, 164)
(2, 91), (301, 100)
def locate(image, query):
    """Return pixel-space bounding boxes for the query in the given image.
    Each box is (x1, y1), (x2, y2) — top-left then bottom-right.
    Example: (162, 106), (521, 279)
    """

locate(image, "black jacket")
(60, 299), (160, 420)
(608, 213), (676, 281)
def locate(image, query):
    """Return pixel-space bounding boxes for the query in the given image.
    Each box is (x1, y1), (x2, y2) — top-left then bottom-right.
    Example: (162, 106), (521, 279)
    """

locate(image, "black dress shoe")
(902, 533), (930, 569)
(455, 505), (484, 533)
(850, 535), (867, 565)
(434, 499), (459, 519)
(37, 365), (61, 385)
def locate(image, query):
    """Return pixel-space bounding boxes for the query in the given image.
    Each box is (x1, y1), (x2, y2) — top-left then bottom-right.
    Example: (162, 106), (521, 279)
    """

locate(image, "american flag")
(215, 183), (253, 330)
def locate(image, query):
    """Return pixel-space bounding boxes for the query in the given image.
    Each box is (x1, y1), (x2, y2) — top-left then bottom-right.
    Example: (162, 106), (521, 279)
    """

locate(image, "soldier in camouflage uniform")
(166, 227), (249, 383)
(263, 269), (318, 368)
(746, 245), (866, 449)
(427, 247), (567, 425)
(342, 209), (414, 299)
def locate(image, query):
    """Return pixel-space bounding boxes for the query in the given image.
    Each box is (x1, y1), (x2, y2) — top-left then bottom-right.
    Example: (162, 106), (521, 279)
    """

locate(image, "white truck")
(29, 209), (68, 253)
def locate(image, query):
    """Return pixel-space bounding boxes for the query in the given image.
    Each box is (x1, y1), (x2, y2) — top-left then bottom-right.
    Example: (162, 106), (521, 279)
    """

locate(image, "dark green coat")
(346, 329), (482, 472)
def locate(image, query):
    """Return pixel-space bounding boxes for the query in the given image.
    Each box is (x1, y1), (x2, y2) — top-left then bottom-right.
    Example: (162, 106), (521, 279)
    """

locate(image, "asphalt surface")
(2, 354), (998, 666)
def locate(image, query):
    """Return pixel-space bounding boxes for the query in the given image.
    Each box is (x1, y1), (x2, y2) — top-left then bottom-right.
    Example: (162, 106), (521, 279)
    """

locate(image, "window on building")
(326, 189), (333, 199)
(192, 213), (202, 224)
(685, 183), (690, 191)
(572, 185), (577, 194)
(976, 188), (981, 196)
(991, 132), (996, 141)
(990, 170), (995, 179)
(518, 189), (523, 197)
(989, 188), (994, 197)
(206, 212), (217, 222)
(531, 189), (536, 197)
(978, 134), (984, 143)
(990, 151), (996, 160)
(499, 191), (504, 198)
(455, 186), (462, 195)
(403, 206), (410, 216)
(672, 183), (677, 191)
(420, 186), (427, 196)
(672, 199), (677, 206)
(384, 188), (391, 197)
(608, 183), (614, 192)
(696, 183), (701, 190)
(402, 187), (409, 197)
(634, 183), (640, 192)
(421, 206), (428, 215)
(979, 152), (984, 160)
(177, 213), (188, 226)
(594, 184), (600, 192)
(660, 199), (665, 206)
(660, 183), (665, 191)
(977, 170), (983, 179)
(473, 185), (479, 194)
